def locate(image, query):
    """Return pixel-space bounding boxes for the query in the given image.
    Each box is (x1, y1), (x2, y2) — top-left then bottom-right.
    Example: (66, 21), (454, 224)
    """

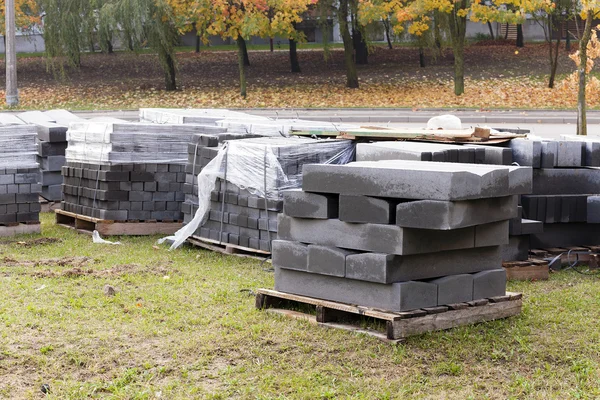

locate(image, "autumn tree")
(0, 0), (40, 33)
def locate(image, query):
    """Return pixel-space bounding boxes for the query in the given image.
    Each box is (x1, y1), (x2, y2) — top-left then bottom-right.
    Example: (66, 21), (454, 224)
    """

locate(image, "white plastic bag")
(92, 230), (122, 245)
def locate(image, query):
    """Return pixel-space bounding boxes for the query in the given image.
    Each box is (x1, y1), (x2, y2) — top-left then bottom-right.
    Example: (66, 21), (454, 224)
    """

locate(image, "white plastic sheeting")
(160, 137), (355, 249)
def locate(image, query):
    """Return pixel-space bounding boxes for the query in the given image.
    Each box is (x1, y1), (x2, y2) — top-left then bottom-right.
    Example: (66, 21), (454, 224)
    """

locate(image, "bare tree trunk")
(195, 36), (200, 53)
(516, 24), (524, 47)
(383, 18), (393, 49)
(548, 34), (561, 88)
(487, 21), (495, 40)
(419, 47), (425, 67)
(504, 23), (509, 40)
(163, 52), (176, 91)
(449, 3), (467, 95)
(239, 36), (250, 66)
(338, 0), (359, 88)
(270, 38), (274, 52)
(577, 16), (593, 136)
(290, 38), (300, 72)
(237, 37), (247, 98)
(353, 27), (368, 64)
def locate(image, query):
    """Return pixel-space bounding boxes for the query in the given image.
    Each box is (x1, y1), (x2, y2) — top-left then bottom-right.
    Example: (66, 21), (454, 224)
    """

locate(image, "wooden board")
(188, 235), (271, 259)
(503, 258), (549, 281)
(291, 126), (526, 144)
(256, 289), (522, 341)
(55, 209), (182, 236)
(0, 223), (41, 237)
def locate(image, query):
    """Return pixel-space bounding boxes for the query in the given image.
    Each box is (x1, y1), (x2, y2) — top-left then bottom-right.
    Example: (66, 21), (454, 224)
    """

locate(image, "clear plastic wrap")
(65, 121), (228, 165)
(140, 108), (269, 125)
(215, 119), (359, 137)
(160, 137), (355, 249)
(0, 125), (38, 168)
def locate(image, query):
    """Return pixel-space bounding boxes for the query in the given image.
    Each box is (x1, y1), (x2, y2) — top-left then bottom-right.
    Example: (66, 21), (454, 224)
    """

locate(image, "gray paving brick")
(339, 195), (396, 224)
(307, 245), (357, 277)
(430, 274), (474, 304)
(274, 267), (438, 312)
(282, 189), (338, 219)
(472, 269), (506, 300)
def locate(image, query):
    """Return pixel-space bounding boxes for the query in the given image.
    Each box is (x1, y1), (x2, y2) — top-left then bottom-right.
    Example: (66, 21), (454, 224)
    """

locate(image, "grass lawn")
(0, 42), (594, 111)
(0, 213), (599, 399)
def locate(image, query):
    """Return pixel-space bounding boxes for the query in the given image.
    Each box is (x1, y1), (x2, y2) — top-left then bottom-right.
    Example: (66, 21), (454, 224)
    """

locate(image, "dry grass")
(0, 213), (599, 399)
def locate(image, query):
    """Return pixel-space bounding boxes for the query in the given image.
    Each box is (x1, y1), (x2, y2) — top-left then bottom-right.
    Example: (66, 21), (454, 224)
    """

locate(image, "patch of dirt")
(0, 256), (94, 268)
(32, 263), (174, 278)
(0, 237), (62, 247)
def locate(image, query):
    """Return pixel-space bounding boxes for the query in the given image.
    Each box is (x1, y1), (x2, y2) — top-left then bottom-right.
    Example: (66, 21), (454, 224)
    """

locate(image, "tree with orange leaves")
(0, 0), (40, 33)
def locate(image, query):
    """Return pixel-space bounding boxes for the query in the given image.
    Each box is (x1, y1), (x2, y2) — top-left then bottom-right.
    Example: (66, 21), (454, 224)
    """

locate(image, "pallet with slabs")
(187, 235), (271, 260)
(0, 221), (41, 237)
(55, 209), (182, 236)
(503, 258), (549, 281)
(255, 288), (523, 342)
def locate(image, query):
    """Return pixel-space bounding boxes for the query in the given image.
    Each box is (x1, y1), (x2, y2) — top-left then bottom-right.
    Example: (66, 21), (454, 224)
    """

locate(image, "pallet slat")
(188, 235), (271, 259)
(256, 289), (522, 341)
(55, 209), (182, 236)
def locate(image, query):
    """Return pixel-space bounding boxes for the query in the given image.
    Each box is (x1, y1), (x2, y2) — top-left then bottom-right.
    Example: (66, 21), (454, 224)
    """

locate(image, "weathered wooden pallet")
(503, 258), (549, 281)
(529, 246), (600, 269)
(291, 127), (526, 144)
(188, 235), (270, 260)
(55, 209), (182, 236)
(255, 288), (522, 342)
(0, 222), (41, 237)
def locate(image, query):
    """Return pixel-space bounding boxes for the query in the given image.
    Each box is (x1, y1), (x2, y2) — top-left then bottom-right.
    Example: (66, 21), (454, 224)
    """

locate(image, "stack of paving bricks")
(17, 110), (83, 202)
(356, 141), (513, 165)
(273, 160), (532, 312)
(140, 108), (270, 125)
(183, 137), (354, 252)
(510, 137), (600, 248)
(61, 120), (225, 222)
(0, 122), (41, 227)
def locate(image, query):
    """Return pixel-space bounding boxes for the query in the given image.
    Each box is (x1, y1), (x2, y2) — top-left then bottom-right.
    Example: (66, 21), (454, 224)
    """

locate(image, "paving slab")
(473, 269), (506, 300)
(339, 195), (398, 224)
(307, 245), (357, 277)
(274, 267), (438, 311)
(282, 189), (338, 219)
(344, 246), (502, 283)
(430, 274), (474, 304)
(395, 195), (517, 230)
(272, 240), (308, 272)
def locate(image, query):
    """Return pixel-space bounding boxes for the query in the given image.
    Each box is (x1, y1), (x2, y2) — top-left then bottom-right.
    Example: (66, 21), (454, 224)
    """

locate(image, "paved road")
(23, 108), (600, 139)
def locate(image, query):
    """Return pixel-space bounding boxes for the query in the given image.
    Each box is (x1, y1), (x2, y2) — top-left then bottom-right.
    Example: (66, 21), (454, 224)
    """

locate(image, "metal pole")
(5, 0), (18, 107)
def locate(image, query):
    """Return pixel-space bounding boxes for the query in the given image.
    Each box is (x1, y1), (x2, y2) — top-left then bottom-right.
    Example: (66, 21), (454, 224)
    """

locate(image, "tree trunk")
(270, 38), (274, 52)
(195, 35), (200, 53)
(237, 36), (247, 98)
(577, 16), (593, 136)
(106, 40), (114, 54)
(487, 21), (495, 40)
(419, 47), (425, 67)
(504, 23), (509, 40)
(164, 52), (176, 91)
(566, 26), (571, 51)
(548, 37), (560, 88)
(383, 18), (393, 49)
(433, 11), (443, 59)
(449, 4), (467, 95)
(338, 0), (359, 88)
(128, 36), (134, 51)
(238, 36), (250, 66)
(290, 38), (301, 73)
(353, 27), (368, 64)
(516, 24), (524, 47)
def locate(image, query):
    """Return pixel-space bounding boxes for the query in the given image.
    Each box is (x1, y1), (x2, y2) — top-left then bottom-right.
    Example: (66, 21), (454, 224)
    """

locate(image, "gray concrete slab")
(339, 195), (397, 224)
(307, 245), (357, 277)
(473, 269), (506, 300)
(282, 189), (338, 219)
(274, 267), (438, 311)
(344, 246), (502, 283)
(302, 161), (512, 201)
(430, 274), (474, 304)
(272, 240), (308, 271)
(395, 195), (517, 230)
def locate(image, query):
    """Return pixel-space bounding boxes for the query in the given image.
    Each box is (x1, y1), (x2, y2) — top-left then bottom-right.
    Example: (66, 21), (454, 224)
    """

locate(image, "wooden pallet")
(503, 259), (549, 281)
(0, 222), (41, 237)
(55, 209), (182, 236)
(188, 235), (270, 260)
(530, 246), (600, 269)
(256, 289), (522, 342)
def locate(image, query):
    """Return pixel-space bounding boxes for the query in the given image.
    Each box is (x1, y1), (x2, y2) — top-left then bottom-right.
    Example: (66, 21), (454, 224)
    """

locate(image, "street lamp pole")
(5, 0), (19, 107)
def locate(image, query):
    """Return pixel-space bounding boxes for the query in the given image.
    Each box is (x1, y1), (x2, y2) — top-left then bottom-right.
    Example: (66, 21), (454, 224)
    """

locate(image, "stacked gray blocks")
(509, 137), (600, 248)
(61, 162), (185, 221)
(0, 123), (41, 224)
(273, 160), (519, 312)
(182, 135), (353, 252)
(356, 142), (512, 165)
(18, 110), (80, 202)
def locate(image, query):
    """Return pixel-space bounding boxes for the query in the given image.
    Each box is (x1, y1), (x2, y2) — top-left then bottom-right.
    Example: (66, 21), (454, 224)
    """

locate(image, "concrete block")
(501, 235), (530, 261)
(465, 145), (512, 165)
(302, 161), (511, 201)
(520, 219), (544, 235)
(509, 139), (541, 167)
(278, 215), (507, 255)
(339, 195), (397, 224)
(395, 195), (517, 230)
(430, 274), (474, 304)
(587, 196), (600, 223)
(475, 221), (509, 247)
(532, 169), (600, 195)
(472, 269), (506, 300)
(556, 140), (584, 167)
(274, 267), (438, 312)
(531, 223), (600, 248)
(540, 141), (557, 168)
(307, 245), (357, 277)
(282, 189), (338, 219)
(271, 240), (308, 271)
(345, 246), (502, 283)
